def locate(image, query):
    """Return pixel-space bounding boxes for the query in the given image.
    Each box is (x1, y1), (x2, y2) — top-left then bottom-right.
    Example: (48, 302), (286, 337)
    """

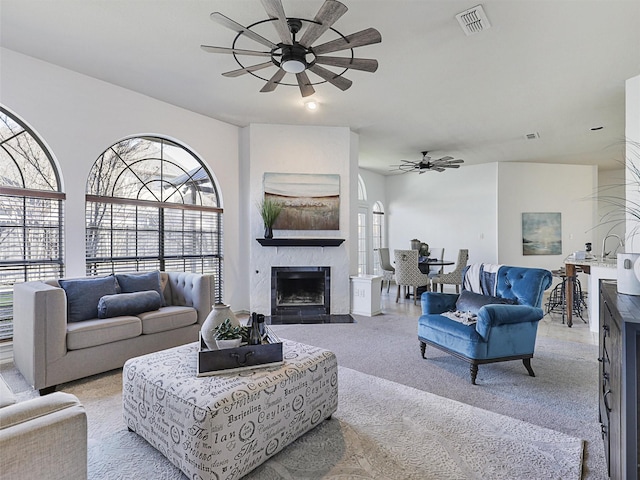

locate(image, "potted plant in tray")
(213, 319), (244, 349)
(258, 197), (283, 239)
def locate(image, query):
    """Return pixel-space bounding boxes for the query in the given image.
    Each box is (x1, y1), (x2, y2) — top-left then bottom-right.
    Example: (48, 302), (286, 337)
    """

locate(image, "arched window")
(85, 136), (224, 301)
(0, 106), (65, 341)
(372, 201), (385, 275)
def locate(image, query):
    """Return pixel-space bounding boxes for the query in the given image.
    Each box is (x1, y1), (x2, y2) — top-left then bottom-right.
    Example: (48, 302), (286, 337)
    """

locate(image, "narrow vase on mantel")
(201, 303), (240, 350)
(264, 226), (274, 239)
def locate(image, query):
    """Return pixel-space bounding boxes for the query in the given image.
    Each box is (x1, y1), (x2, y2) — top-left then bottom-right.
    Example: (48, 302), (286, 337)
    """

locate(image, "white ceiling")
(1, 0), (639, 174)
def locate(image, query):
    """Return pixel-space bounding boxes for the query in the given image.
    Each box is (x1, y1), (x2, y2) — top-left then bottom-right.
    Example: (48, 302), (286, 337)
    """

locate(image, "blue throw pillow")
(97, 290), (162, 318)
(59, 275), (119, 322)
(116, 271), (165, 306)
(455, 290), (517, 315)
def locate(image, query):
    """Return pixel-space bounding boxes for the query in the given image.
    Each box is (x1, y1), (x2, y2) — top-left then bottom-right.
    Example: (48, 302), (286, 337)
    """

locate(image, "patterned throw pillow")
(59, 275), (119, 322)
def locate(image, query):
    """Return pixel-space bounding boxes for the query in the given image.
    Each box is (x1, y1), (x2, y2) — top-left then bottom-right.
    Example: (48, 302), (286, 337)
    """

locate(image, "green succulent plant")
(213, 319), (243, 340)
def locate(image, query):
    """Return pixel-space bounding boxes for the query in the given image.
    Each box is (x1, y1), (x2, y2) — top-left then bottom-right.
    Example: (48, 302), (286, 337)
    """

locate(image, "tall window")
(372, 201), (385, 275)
(0, 107), (65, 341)
(85, 136), (224, 301)
(357, 175), (368, 274)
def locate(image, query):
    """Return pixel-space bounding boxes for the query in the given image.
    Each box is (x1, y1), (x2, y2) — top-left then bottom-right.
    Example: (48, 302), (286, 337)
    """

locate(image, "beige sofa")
(0, 384), (87, 480)
(13, 271), (214, 395)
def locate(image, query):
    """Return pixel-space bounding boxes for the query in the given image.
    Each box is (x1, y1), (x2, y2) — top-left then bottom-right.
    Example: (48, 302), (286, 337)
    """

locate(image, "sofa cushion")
(59, 275), (119, 322)
(455, 290), (516, 315)
(116, 271), (166, 306)
(97, 290), (162, 319)
(137, 306), (198, 335)
(66, 316), (142, 350)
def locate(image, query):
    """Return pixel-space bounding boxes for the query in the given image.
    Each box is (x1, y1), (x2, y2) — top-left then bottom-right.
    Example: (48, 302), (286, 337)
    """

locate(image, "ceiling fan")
(390, 151), (465, 174)
(200, 0), (382, 97)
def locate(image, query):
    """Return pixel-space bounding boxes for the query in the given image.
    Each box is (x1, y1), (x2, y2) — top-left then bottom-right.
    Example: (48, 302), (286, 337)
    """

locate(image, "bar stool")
(545, 268), (588, 324)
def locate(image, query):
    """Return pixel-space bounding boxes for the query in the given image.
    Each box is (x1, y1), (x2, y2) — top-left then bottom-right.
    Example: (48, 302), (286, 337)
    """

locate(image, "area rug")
(54, 366), (584, 480)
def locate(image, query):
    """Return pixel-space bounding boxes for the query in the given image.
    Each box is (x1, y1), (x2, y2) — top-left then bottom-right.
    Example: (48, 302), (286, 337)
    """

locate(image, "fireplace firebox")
(271, 266), (330, 317)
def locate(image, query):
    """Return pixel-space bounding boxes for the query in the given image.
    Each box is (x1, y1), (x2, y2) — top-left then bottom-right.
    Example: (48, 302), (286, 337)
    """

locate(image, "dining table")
(418, 257), (455, 274)
(413, 258), (456, 297)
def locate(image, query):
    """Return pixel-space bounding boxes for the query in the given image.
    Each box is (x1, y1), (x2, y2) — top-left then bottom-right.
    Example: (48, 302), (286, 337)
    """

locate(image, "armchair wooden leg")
(522, 358), (535, 377)
(470, 363), (479, 385)
(420, 341), (426, 359)
(396, 285), (400, 303)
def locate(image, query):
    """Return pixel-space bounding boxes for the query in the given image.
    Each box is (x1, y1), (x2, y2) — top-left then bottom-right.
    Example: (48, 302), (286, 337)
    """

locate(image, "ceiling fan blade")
(260, 0), (293, 45)
(296, 72), (315, 97)
(299, 0), (348, 48)
(437, 156), (454, 162)
(440, 164), (461, 168)
(260, 68), (287, 93)
(433, 167), (446, 172)
(210, 12), (277, 49)
(308, 64), (352, 91)
(315, 56), (378, 72)
(200, 45), (272, 57)
(222, 61), (274, 78)
(312, 27), (382, 55)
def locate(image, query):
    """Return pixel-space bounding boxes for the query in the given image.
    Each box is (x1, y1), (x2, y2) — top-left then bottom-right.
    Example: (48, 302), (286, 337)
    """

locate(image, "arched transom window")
(85, 136), (223, 301)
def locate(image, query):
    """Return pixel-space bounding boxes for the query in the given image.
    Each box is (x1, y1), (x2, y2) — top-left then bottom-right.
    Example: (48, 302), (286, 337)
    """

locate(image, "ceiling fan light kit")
(390, 151), (465, 174)
(200, 0), (381, 97)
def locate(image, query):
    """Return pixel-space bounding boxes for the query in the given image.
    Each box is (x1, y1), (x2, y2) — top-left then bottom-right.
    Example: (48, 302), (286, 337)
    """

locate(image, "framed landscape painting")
(264, 172), (340, 230)
(522, 212), (562, 255)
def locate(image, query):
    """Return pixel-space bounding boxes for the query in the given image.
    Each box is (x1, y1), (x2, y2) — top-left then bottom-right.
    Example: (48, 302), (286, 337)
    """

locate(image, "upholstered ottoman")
(123, 340), (338, 480)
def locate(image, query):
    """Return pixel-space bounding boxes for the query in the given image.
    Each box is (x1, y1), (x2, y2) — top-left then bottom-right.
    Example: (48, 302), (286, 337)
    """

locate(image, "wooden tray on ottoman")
(197, 328), (283, 376)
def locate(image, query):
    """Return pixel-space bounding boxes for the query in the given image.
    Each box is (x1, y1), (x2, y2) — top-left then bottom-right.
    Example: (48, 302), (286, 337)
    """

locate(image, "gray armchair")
(0, 390), (87, 479)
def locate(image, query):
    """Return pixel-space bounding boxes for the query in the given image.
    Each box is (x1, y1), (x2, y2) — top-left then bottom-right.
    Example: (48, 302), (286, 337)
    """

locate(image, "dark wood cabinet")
(599, 281), (640, 480)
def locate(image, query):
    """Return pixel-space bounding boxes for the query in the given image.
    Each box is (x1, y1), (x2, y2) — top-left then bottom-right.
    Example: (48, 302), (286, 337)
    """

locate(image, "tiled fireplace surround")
(249, 243), (351, 317)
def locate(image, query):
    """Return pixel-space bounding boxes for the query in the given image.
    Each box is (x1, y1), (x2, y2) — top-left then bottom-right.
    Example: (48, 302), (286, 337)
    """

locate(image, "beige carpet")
(52, 365), (585, 480)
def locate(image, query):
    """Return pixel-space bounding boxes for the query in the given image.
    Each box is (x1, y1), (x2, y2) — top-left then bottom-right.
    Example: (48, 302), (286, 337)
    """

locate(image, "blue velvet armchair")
(418, 265), (553, 384)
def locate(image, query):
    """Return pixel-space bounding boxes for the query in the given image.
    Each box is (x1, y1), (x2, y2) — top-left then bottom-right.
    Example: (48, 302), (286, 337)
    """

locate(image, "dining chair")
(377, 248), (395, 292)
(427, 248), (445, 278)
(394, 249), (430, 304)
(431, 248), (469, 293)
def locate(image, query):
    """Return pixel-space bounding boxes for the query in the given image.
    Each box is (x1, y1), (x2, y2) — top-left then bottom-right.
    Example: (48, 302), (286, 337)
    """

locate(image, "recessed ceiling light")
(590, 126), (604, 131)
(305, 101), (318, 111)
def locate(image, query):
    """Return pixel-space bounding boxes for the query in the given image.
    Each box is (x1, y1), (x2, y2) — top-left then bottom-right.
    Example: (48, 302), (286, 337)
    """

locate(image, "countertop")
(564, 254), (616, 268)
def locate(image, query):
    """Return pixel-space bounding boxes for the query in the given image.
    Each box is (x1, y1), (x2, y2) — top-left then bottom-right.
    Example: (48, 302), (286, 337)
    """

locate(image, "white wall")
(497, 162), (596, 272)
(386, 163), (498, 265)
(626, 75), (640, 252)
(244, 124), (356, 315)
(386, 161), (596, 278)
(596, 168), (626, 256)
(0, 48), (243, 304)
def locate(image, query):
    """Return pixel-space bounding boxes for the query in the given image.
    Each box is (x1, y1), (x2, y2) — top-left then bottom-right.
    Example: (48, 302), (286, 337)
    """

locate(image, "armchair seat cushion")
(419, 314), (488, 359)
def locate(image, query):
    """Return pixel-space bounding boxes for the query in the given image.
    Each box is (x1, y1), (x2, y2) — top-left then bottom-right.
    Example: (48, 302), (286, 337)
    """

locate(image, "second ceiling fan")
(200, 0), (382, 97)
(391, 151), (465, 174)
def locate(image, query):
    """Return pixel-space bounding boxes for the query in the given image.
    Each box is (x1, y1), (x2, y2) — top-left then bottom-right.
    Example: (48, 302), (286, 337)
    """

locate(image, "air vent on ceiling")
(525, 132), (540, 140)
(456, 5), (491, 36)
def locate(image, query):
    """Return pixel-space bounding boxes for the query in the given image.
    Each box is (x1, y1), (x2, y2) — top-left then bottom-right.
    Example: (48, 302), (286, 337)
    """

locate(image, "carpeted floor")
(3, 365), (584, 480)
(1, 306), (607, 479)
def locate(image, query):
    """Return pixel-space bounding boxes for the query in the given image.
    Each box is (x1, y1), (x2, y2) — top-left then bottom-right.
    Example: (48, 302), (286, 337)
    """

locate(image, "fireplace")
(271, 266), (330, 317)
